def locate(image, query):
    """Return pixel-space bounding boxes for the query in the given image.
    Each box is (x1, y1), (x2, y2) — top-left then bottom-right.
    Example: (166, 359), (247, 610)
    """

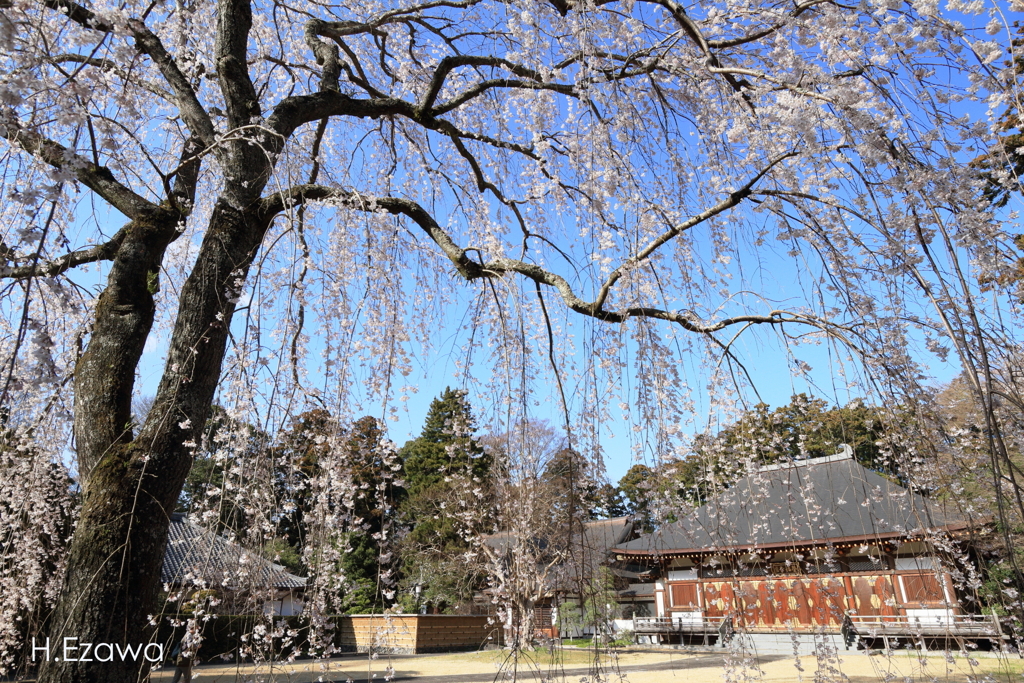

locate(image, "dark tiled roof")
(616, 449), (966, 557)
(617, 584), (655, 598)
(481, 516), (635, 594)
(481, 516), (634, 559)
(581, 516), (635, 554)
(162, 515), (306, 590)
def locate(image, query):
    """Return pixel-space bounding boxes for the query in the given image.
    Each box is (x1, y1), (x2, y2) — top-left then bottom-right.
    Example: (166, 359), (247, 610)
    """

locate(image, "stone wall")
(337, 615), (502, 653)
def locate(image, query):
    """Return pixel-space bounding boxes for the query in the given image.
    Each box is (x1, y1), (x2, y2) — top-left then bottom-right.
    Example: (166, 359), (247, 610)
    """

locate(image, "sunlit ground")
(144, 648), (1024, 682)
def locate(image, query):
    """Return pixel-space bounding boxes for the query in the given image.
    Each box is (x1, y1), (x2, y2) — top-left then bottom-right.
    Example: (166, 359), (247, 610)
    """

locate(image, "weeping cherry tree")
(0, 0), (1020, 680)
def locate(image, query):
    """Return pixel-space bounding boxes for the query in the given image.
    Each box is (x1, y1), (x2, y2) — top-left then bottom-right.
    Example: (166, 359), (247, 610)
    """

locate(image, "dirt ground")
(148, 648), (1024, 682)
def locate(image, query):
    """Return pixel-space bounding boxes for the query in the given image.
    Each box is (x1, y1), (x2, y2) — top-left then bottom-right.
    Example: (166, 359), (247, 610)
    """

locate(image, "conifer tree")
(398, 388), (491, 612)
(402, 387), (490, 495)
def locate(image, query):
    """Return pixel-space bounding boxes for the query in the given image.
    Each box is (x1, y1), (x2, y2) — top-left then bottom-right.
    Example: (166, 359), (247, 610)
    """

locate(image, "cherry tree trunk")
(37, 450), (178, 683)
(38, 200), (267, 683)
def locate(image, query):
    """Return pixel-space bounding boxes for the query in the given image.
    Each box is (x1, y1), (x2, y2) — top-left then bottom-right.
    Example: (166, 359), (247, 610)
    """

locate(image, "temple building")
(613, 447), (1002, 650)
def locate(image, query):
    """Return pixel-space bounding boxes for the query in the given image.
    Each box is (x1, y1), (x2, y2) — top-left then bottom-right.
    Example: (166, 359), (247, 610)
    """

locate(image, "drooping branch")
(431, 76), (577, 116)
(640, 0), (755, 101)
(591, 150), (800, 311)
(45, 54), (172, 101)
(257, 185), (485, 279)
(41, 0), (217, 148)
(704, 0), (833, 48)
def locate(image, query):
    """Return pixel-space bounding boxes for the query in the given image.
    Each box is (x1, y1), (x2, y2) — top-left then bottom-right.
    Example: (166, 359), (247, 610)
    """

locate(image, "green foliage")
(581, 567), (618, 634)
(555, 602), (582, 635)
(272, 408), (336, 552)
(541, 447), (602, 524)
(617, 464), (651, 514)
(609, 630), (633, 648)
(262, 537), (302, 575)
(617, 464), (657, 528)
(976, 520), (1024, 617)
(336, 534), (387, 613)
(334, 415), (403, 613)
(674, 394), (898, 502)
(402, 387), (490, 495)
(396, 554), (485, 614)
(590, 483), (626, 518)
(398, 388), (491, 613)
(555, 568), (619, 638)
(709, 394), (892, 472)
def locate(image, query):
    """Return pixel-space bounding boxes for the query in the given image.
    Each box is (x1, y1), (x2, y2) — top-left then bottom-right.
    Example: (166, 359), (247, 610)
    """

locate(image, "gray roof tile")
(616, 450), (966, 556)
(162, 515), (306, 590)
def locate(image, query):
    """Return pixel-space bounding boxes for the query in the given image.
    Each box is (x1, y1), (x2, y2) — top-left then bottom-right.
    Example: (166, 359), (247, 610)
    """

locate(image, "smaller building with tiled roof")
(479, 516), (636, 638)
(163, 513), (305, 615)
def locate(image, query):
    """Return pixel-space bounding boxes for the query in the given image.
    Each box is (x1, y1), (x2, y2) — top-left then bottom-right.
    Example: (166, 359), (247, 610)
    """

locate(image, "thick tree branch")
(0, 229), (127, 280)
(305, 20), (343, 92)
(419, 55), (547, 112)
(0, 133), (198, 283)
(216, 0), (261, 149)
(256, 183), (847, 338)
(1, 121), (158, 219)
(128, 22), (217, 147)
(268, 91), (411, 141)
(638, 0), (754, 102)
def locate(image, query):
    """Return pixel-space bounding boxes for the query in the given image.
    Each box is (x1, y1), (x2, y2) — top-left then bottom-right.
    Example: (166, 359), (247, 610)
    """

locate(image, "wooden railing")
(633, 616), (733, 644)
(841, 612), (1008, 650)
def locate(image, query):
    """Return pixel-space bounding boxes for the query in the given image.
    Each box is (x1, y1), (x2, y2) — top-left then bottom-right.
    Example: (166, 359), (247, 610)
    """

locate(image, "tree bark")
(38, 199), (268, 683)
(30, 0), (276, 674)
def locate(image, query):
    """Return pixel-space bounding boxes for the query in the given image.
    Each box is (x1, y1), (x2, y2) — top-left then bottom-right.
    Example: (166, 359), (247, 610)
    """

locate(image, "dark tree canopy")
(402, 387), (490, 495)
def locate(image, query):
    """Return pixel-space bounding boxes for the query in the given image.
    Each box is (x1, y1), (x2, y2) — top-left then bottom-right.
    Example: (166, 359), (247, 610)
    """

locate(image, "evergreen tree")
(402, 387), (490, 495)
(617, 464), (655, 529)
(274, 412), (401, 609)
(272, 409), (334, 554)
(334, 415), (403, 613)
(398, 388), (491, 612)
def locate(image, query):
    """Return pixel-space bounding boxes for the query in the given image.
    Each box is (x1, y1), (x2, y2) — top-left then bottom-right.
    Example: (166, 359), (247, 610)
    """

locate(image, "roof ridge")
(757, 444), (854, 473)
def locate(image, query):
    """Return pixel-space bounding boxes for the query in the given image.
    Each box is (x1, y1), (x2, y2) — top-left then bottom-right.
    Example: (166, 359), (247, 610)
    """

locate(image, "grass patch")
(560, 634), (633, 648)
(561, 638), (593, 647)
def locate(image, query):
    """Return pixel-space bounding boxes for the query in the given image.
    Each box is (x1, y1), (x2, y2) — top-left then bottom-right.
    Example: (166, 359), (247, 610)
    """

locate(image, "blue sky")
(105, 2), (1002, 488)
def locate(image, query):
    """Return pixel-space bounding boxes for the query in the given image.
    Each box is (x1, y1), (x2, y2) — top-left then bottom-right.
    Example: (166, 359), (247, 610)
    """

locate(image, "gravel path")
(142, 649), (1022, 683)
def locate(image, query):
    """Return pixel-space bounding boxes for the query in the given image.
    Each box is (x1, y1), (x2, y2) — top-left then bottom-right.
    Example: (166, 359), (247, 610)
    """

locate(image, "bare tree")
(478, 421), (570, 650)
(0, 0), (1019, 680)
